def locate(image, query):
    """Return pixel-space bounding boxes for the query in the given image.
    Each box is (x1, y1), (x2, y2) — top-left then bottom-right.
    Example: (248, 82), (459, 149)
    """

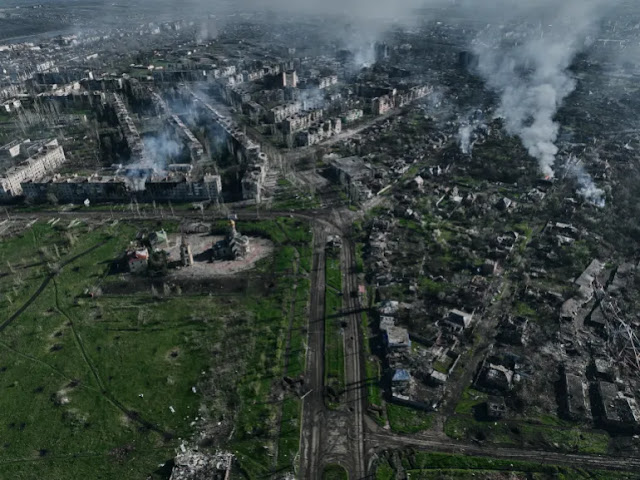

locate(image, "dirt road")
(299, 226), (327, 480)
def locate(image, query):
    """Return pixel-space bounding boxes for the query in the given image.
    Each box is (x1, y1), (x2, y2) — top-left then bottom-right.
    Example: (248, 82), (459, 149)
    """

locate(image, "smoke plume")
(457, 109), (487, 156)
(471, 0), (612, 180)
(458, 124), (473, 155)
(126, 132), (182, 190)
(565, 155), (606, 207)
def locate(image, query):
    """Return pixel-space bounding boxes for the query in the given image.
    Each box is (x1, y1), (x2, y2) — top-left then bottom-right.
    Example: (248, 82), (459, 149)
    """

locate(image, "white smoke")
(457, 109), (487, 156)
(565, 156), (606, 207)
(196, 17), (218, 43)
(472, 0), (612, 179)
(299, 88), (326, 110)
(126, 132), (183, 191)
(143, 133), (182, 170)
(458, 124), (473, 155)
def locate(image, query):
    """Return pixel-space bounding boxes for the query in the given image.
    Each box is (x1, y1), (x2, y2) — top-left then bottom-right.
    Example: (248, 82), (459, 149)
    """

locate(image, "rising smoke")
(126, 132), (183, 190)
(468, 0), (617, 204)
(89, 0), (622, 204)
(457, 109), (487, 156)
(565, 155), (606, 207)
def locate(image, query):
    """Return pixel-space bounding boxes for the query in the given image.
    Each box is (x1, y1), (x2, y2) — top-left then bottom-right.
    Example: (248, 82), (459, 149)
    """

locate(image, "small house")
(127, 248), (149, 274)
(446, 309), (474, 332)
(392, 369), (411, 386)
(385, 326), (411, 351)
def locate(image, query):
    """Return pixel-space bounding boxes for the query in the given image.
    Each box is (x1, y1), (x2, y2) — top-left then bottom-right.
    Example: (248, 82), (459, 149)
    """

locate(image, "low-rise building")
(213, 220), (251, 260)
(384, 326), (411, 351)
(445, 309), (474, 332)
(127, 248), (149, 274)
(595, 381), (640, 430)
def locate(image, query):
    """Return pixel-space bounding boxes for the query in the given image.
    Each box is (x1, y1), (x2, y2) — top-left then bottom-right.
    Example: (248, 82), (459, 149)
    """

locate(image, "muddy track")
(271, 248), (300, 473)
(2, 241), (108, 328)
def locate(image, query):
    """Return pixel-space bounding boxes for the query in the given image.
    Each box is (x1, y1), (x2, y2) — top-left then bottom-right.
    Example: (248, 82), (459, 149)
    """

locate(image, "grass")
(276, 397), (302, 472)
(444, 415), (611, 455)
(287, 276), (311, 378)
(0, 222), (201, 479)
(362, 310), (384, 425)
(433, 358), (453, 374)
(387, 452), (639, 479)
(375, 461), (395, 480)
(386, 403), (434, 434)
(325, 251), (345, 402)
(397, 217), (423, 233)
(323, 464), (349, 480)
(271, 177), (321, 211)
(518, 424), (610, 455)
(454, 388), (488, 415)
(514, 301), (537, 319)
(444, 415), (519, 445)
(362, 313), (383, 408)
(355, 243), (364, 274)
(0, 216), (312, 479)
(419, 277), (453, 296)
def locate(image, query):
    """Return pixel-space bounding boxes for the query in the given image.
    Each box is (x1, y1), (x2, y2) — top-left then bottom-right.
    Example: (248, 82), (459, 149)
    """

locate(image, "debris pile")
(169, 447), (233, 480)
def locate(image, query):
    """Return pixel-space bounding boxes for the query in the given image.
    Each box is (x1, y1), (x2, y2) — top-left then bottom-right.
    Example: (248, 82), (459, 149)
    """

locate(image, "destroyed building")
(21, 171), (222, 204)
(0, 139), (66, 199)
(329, 156), (374, 203)
(213, 220), (251, 260)
(595, 381), (640, 431)
(169, 448), (233, 480)
(561, 371), (589, 421)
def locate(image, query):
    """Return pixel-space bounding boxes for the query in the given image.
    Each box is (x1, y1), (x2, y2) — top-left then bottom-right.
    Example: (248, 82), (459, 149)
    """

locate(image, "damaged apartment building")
(192, 93), (269, 203)
(22, 165), (222, 204)
(0, 138), (66, 200)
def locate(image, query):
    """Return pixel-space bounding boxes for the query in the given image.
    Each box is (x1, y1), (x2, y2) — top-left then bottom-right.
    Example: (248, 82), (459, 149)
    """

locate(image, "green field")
(445, 414), (610, 455)
(386, 403), (434, 434)
(272, 177), (321, 211)
(325, 250), (345, 405)
(0, 216), (312, 479)
(362, 312), (383, 414)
